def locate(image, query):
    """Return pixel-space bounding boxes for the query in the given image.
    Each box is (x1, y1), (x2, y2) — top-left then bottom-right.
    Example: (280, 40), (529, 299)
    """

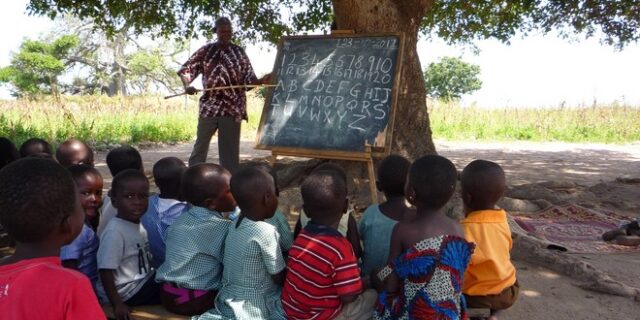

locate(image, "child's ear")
(58, 215), (77, 244)
(405, 188), (417, 206)
(203, 197), (217, 211)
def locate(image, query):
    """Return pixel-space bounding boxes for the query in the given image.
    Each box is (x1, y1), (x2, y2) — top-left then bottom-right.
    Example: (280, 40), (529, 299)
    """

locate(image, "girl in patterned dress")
(196, 167), (286, 320)
(375, 155), (475, 320)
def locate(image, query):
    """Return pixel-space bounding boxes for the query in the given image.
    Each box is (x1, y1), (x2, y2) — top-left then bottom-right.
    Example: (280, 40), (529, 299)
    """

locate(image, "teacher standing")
(179, 17), (269, 172)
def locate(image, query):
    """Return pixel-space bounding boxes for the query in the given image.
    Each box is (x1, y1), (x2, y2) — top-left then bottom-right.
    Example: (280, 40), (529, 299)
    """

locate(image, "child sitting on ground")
(141, 157), (189, 268)
(235, 163), (293, 254)
(155, 164), (235, 316)
(98, 145), (144, 236)
(359, 155), (412, 281)
(198, 167), (287, 319)
(60, 164), (103, 289)
(602, 218), (640, 246)
(0, 158), (105, 319)
(56, 139), (95, 168)
(283, 169), (376, 320)
(98, 169), (159, 320)
(294, 162), (363, 259)
(460, 160), (519, 320)
(375, 155), (475, 320)
(19, 137), (53, 158)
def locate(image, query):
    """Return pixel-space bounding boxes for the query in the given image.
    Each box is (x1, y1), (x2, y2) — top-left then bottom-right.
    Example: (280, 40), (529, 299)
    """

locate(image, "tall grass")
(429, 100), (640, 143)
(1, 95), (638, 148)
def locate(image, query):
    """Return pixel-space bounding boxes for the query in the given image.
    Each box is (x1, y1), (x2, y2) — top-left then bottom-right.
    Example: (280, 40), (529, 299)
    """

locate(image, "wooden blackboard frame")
(254, 32), (405, 160)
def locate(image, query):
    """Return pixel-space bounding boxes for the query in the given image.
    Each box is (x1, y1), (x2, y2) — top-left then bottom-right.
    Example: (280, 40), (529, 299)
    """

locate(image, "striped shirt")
(178, 42), (258, 121)
(282, 222), (363, 320)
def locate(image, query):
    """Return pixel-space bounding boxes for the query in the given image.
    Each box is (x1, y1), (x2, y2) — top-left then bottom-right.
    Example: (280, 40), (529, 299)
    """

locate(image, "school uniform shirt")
(141, 195), (190, 268)
(0, 257), (106, 320)
(282, 221), (363, 320)
(97, 217), (154, 302)
(60, 223), (100, 287)
(461, 209), (517, 296)
(155, 206), (232, 291)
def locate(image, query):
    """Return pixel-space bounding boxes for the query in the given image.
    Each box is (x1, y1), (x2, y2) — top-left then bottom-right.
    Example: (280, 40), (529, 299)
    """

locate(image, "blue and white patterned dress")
(375, 235), (475, 320)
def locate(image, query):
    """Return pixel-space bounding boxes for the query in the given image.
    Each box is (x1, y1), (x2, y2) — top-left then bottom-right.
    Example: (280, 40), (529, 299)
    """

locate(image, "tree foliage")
(423, 57), (482, 101)
(0, 35), (78, 98)
(27, 1), (640, 48)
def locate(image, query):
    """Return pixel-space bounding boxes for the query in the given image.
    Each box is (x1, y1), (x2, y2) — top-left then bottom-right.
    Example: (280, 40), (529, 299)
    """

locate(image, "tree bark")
(333, 0), (437, 158)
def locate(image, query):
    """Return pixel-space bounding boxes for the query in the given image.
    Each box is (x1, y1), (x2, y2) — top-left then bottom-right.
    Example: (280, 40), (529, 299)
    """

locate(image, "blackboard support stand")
(268, 147), (379, 204)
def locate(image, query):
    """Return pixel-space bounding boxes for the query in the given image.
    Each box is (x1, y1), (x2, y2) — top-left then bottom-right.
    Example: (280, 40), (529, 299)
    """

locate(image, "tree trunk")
(333, 0), (437, 158)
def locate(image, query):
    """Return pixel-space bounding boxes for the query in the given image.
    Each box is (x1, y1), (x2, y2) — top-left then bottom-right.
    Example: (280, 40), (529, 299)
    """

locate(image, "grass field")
(1, 95), (639, 148)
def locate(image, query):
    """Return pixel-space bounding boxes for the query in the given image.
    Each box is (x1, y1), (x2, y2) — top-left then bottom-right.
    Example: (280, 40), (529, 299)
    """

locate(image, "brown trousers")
(465, 281), (520, 310)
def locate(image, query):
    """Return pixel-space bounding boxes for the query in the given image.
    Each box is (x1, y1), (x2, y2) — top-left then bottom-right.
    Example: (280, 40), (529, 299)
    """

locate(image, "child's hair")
(0, 158), (76, 243)
(67, 164), (102, 183)
(301, 170), (347, 219)
(230, 167), (274, 211)
(314, 162), (347, 184)
(242, 162), (279, 196)
(0, 137), (20, 169)
(377, 155), (411, 197)
(106, 145), (143, 177)
(19, 138), (53, 158)
(153, 157), (186, 196)
(408, 155), (457, 210)
(460, 160), (506, 209)
(181, 163), (229, 207)
(55, 139), (94, 167)
(111, 169), (148, 197)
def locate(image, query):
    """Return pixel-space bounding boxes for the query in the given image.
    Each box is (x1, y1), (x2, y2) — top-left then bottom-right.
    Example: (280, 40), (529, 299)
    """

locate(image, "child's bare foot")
(615, 235), (640, 246)
(603, 228), (626, 241)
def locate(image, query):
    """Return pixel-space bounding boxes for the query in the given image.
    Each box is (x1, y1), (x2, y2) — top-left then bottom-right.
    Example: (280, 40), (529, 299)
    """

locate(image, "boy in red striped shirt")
(282, 169), (376, 320)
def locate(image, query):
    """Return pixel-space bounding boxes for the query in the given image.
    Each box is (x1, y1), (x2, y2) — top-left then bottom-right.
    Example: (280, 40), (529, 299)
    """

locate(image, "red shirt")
(178, 42), (258, 121)
(0, 256), (106, 320)
(282, 222), (363, 320)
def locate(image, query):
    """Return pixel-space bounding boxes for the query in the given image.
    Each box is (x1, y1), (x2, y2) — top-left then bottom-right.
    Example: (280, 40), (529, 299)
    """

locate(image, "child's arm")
(293, 216), (302, 238)
(382, 224), (403, 293)
(61, 259), (79, 270)
(99, 269), (131, 320)
(346, 213), (363, 259)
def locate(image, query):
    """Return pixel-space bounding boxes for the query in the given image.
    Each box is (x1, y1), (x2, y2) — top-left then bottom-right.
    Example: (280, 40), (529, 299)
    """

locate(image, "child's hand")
(114, 302), (131, 320)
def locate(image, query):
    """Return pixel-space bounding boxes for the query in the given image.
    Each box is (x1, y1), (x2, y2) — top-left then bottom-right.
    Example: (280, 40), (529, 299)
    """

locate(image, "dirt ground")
(91, 140), (640, 320)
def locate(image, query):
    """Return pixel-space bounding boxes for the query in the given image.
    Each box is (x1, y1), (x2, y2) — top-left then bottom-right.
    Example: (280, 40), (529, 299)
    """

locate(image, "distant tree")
(423, 57), (482, 101)
(0, 35), (78, 98)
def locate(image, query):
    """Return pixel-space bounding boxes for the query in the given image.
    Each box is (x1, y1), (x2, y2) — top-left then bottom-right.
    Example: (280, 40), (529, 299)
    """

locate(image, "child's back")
(359, 155), (411, 277)
(460, 160), (518, 318)
(200, 167), (286, 320)
(375, 155), (474, 320)
(141, 157), (189, 268)
(0, 158), (105, 319)
(156, 164), (235, 316)
(283, 170), (375, 320)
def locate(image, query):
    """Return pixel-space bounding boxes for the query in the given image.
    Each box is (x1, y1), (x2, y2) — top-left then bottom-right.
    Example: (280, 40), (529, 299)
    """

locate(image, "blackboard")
(256, 33), (403, 157)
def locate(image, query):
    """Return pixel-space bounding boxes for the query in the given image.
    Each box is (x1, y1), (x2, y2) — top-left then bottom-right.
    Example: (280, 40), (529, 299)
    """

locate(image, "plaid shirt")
(178, 42), (258, 121)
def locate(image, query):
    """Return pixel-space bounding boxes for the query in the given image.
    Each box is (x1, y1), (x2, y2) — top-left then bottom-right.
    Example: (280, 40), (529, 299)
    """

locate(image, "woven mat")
(512, 204), (640, 253)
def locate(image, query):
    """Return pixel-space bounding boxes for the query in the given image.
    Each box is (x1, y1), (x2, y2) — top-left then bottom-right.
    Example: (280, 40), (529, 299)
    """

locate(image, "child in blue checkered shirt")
(141, 157), (189, 268)
(197, 167), (286, 320)
(156, 164), (236, 316)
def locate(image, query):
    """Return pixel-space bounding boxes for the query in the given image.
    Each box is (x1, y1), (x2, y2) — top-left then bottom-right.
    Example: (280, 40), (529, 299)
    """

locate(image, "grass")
(1, 95), (638, 149)
(428, 100), (640, 143)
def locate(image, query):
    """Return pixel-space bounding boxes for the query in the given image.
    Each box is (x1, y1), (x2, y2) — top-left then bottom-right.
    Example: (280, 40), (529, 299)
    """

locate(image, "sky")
(2, 0), (640, 107)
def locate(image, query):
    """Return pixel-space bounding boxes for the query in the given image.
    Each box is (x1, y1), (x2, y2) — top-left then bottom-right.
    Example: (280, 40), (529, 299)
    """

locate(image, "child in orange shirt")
(460, 160), (518, 320)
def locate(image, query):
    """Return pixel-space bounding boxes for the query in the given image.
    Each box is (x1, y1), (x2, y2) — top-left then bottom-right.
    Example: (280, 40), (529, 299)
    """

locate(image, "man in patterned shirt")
(180, 17), (270, 171)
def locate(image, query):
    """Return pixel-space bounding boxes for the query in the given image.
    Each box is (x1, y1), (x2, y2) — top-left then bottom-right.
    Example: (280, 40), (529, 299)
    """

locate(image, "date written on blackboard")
(259, 35), (401, 152)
